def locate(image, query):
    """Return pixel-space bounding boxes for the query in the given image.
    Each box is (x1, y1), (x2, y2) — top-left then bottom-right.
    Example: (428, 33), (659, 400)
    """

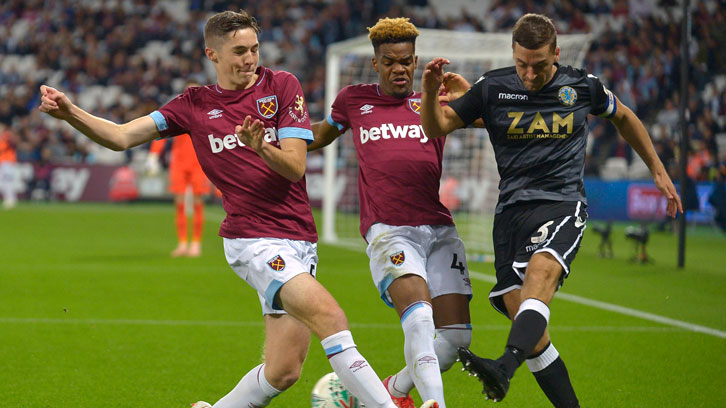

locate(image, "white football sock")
(322, 330), (395, 408)
(526, 342), (560, 373)
(434, 324), (472, 371)
(213, 363), (280, 408)
(400, 302), (445, 407)
(387, 323), (472, 398)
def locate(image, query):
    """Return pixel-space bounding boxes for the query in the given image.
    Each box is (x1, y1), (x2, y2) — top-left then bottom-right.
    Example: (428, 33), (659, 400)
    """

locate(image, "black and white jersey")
(448, 64), (617, 213)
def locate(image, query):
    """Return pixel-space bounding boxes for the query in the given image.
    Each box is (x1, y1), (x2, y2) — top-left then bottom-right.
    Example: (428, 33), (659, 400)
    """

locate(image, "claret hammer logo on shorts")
(390, 250), (405, 266)
(267, 255), (286, 271)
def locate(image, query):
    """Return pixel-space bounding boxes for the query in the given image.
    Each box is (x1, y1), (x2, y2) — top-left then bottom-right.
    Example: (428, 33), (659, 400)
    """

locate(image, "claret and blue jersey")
(149, 66), (318, 242)
(328, 83), (454, 237)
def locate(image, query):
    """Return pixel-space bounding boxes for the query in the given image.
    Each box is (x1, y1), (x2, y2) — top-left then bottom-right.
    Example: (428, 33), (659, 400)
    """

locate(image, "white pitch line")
(0, 317), (687, 333)
(468, 270), (726, 339)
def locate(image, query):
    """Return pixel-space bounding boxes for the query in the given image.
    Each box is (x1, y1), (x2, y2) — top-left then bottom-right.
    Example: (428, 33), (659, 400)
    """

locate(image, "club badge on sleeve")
(288, 94), (309, 123)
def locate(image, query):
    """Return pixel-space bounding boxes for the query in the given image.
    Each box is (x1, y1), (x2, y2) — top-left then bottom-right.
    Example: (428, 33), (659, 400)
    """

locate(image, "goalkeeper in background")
(309, 17), (472, 408)
(420, 13), (682, 407)
(146, 80), (211, 258)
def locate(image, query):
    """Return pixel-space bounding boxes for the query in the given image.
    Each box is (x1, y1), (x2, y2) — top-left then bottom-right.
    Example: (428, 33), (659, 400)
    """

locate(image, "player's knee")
(434, 325), (472, 371)
(267, 366), (302, 391)
(311, 304), (349, 337)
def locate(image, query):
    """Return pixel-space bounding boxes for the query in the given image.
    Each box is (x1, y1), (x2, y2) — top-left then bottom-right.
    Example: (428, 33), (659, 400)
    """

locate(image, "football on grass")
(311, 372), (362, 408)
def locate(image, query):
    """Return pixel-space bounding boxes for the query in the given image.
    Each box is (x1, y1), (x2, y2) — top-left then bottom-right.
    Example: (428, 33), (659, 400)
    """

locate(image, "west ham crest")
(267, 254), (286, 271)
(257, 95), (278, 118)
(408, 98), (421, 114)
(390, 250), (405, 266)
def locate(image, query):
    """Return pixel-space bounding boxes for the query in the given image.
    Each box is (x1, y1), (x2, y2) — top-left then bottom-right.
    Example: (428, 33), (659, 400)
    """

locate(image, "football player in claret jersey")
(38, 10), (432, 408)
(146, 80), (211, 258)
(308, 17), (472, 408)
(420, 13), (682, 406)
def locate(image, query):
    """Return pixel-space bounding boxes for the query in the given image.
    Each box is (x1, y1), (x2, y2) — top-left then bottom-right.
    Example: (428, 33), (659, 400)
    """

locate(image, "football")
(310, 372), (363, 408)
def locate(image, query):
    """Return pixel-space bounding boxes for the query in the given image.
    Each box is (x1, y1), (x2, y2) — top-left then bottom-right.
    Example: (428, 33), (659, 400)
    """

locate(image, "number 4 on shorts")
(450, 253), (465, 273)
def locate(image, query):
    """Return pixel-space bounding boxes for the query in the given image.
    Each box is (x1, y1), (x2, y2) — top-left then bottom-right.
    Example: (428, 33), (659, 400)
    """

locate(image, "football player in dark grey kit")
(419, 13), (682, 407)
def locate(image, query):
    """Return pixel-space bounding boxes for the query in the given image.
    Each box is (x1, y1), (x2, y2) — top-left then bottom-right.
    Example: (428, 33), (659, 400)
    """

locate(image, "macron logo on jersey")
(359, 123), (428, 145)
(207, 109), (223, 119)
(360, 104), (374, 115)
(499, 93), (528, 101)
(208, 128), (278, 153)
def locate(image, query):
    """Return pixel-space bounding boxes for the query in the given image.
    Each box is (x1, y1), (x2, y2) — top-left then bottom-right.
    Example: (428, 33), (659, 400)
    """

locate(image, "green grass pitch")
(1, 202), (725, 407)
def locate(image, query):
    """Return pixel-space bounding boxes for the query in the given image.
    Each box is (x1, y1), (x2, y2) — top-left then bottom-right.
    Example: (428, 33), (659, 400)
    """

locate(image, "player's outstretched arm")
(439, 73), (485, 128)
(438, 72), (471, 103)
(235, 116), (307, 182)
(609, 97), (683, 217)
(308, 120), (342, 152)
(38, 85), (159, 151)
(421, 58), (466, 138)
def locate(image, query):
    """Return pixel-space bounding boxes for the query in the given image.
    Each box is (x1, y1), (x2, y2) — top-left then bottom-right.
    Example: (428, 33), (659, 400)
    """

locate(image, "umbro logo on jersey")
(207, 109), (223, 119)
(360, 104), (374, 115)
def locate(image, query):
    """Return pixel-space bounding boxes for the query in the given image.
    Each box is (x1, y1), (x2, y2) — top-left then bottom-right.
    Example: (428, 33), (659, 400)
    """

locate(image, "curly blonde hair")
(367, 17), (420, 52)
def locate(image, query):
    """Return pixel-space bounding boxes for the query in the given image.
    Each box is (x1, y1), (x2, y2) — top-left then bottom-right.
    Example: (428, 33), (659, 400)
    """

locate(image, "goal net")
(321, 29), (592, 260)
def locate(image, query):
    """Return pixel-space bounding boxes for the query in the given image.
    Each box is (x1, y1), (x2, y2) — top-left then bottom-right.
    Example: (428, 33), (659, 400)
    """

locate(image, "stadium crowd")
(0, 0), (725, 183)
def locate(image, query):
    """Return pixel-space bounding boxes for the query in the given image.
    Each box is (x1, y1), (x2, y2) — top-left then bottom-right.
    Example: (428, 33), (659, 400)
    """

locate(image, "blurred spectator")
(0, 0), (724, 184)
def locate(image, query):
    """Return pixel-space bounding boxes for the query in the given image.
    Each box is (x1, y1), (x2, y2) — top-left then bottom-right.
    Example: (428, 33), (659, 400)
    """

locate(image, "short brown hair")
(367, 17), (420, 53)
(512, 13), (557, 52)
(204, 10), (260, 48)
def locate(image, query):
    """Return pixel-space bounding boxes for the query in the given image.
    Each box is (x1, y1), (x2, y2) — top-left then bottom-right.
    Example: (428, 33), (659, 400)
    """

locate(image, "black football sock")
(498, 298), (550, 378)
(527, 343), (579, 408)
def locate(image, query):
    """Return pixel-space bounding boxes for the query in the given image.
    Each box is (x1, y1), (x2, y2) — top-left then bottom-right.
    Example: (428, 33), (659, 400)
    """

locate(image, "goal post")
(322, 29), (592, 259)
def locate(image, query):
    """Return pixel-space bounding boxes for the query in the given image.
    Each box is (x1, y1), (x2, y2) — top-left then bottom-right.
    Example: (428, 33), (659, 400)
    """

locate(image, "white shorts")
(223, 237), (318, 315)
(365, 223), (472, 307)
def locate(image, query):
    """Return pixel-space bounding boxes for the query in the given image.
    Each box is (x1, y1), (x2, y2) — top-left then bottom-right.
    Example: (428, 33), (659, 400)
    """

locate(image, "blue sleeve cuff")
(279, 127), (314, 145)
(149, 111), (168, 132)
(327, 114), (345, 132)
